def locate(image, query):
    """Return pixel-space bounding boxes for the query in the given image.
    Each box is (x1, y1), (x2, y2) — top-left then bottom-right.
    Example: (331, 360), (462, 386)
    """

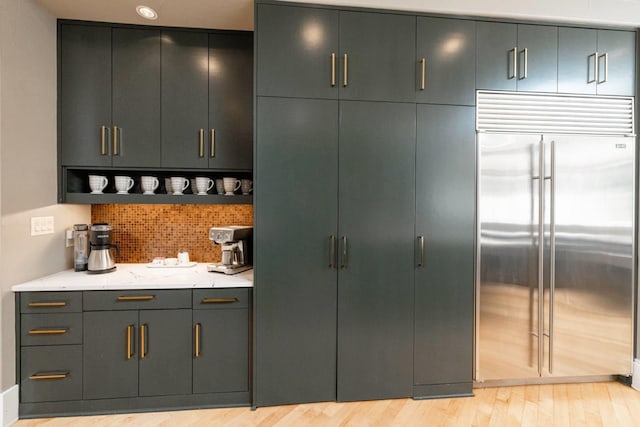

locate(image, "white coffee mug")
(89, 175), (108, 194)
(223, 177), (241, 195)
(171, 177), (189, 195)
(241, 179), (253, 195)
(115, 176), (134, 194)
(215, 179), (224, 195)
(196, 177), (214, 195)
(141, 176), (159, 195)
(177, 251), (190, 264)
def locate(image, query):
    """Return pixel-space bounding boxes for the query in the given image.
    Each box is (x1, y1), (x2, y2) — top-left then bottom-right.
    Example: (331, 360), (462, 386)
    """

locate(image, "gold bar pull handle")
(509, 47), (518, 79)
(126, 325), (134, 360)
(194, 323), (201, 358)
(28, 301), (67, 308)
(201, 298), (238, 304)
(343, 53), (348, 87)
(199, 129), (205, 157)
(140, 324), (147, 359)
(117, 295), (155, 302)
(340, 236), (348, 269)
(417, 235), (425, 268)
(28, 328), (69, 335)
(29, 372), (69, 380)
(331, 53), (336, 87)
(420, 58), (426, 90)
(112, 126), (119, 156)
(210, 129), (215, 158)
(100, 125), (108, 155)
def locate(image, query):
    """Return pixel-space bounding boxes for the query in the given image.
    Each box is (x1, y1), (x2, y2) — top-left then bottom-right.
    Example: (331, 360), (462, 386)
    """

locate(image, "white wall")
(283, 0), (640, 27)
(0, 0), (91, 396)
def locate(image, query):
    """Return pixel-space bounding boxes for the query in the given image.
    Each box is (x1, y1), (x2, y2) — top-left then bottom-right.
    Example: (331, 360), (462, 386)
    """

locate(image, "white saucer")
(90, 191), (104, 194)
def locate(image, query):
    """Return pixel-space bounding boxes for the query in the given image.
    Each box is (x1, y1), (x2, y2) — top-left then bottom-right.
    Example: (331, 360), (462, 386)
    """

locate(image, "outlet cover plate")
(31, 216), (54, 236)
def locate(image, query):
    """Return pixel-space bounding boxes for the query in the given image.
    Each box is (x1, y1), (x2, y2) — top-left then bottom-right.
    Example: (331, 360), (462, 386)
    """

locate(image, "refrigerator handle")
(547, 140), (556, 374)
(537, 139), (545, 376)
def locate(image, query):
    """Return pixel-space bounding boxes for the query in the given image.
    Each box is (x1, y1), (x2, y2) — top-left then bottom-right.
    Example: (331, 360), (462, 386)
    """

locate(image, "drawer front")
(83, 289), (192, 311)
(21, 345), (82, 403)
(193, 288), (250, 310)
(20, 292), (82, 314)
(21, 313), (82, 346)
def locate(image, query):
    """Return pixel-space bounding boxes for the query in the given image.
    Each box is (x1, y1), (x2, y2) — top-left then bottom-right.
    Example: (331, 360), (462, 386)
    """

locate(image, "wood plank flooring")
(15, 382), (640, 426)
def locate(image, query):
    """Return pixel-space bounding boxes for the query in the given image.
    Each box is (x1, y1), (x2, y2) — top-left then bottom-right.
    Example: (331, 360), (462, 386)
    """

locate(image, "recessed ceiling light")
(136, 5), (158, 20)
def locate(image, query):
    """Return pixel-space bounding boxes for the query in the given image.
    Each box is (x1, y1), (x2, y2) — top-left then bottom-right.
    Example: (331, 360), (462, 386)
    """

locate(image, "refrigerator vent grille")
(476, 91), (635, 135)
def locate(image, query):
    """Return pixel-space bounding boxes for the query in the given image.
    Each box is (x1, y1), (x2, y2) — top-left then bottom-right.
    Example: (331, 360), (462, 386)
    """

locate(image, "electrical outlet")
(30, 216), (54, 236)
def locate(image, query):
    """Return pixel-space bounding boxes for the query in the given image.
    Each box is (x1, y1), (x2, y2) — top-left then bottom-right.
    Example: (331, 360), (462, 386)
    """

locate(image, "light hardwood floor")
(14, 382), (640, 426)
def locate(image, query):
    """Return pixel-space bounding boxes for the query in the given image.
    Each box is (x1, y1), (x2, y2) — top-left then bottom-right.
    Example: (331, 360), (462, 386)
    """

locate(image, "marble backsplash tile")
(91, 204), (253, 263)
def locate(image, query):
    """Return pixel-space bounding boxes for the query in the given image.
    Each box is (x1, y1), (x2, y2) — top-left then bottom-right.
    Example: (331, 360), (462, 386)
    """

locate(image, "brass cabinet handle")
(417, 235), (425, 268)
(201, 297), (238, 304)
(210, 129), (215, 158)
(100, 125), (108, 155)
(194, 323), (201, 358)
(343, 53), (348, 87)
(420, 58), (426, 90)
(509, 47), (517, 79)
(598, 52), (608, 83)
(140, 324), (147, 359)
(519, 48), (528, 80)
(340, 236), (348, 269)
(28, 301), (67, 308)
(126, 325), (134, 360)
(588, 52), (598, 83)
(28, 328), (68, 335)
(199, 128), (205, 157)
(331, 53), (336, 87)
(29, 372), (69, 380)
(329, 235), (336, 268)
(117, 295), (155, 302)
(113, 126), (120, 156)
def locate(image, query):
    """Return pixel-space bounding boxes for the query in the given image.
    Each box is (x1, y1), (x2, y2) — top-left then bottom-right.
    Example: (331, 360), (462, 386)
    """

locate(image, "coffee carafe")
(87, 223), (118, 274)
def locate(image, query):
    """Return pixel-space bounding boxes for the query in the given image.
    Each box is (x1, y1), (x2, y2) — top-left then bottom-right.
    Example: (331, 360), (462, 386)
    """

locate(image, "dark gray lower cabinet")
(337, 101), (416, 401)
(255, 97), (339, 406)
(21, 346), (83, 403)
(414, 104), (475, 397)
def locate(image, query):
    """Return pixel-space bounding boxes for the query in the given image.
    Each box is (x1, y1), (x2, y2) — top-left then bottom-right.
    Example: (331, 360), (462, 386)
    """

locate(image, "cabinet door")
(476, 22), (517, 91)
(83, 311), (138, 399)
(337, 101), (415, 401)
(558, 27), (598, 95)
(416, 17), (476, 105)
(596, 30), (636, 96)
(59, 24), (112, 167)
(208, 33), (253, 170)
(111, 28), (161, 168)
(340, 12), (416, 102)
(256, 4), (339, 99)
(193, 309), (248, 394)
(139, 309), (192, 397)
(414, 105), (475, 388)
(161, 30), (209, 169)
(516, 25), (558, 93)
(255, 97), (339, 406)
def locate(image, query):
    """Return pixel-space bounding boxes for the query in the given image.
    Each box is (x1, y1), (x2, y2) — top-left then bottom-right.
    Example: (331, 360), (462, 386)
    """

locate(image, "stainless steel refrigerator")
(475, 92), (635, 383)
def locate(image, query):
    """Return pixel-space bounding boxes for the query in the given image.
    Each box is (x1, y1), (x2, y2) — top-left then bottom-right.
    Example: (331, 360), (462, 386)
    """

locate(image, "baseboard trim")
(632, 359), (640, 391)
(1, 385), (19, 427)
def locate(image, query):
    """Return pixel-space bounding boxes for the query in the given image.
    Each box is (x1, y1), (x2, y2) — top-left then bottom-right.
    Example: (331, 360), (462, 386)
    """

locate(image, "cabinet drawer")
(83, 289), (192, 311)
(21, 313), (82, 346)
(193, 288), (250, 310)
(20, 292), (82, 314)
(21, 345), (82, 403)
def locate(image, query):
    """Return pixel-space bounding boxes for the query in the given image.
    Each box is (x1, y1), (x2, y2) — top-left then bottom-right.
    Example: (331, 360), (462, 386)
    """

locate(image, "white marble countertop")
(11, 263), (253, 292)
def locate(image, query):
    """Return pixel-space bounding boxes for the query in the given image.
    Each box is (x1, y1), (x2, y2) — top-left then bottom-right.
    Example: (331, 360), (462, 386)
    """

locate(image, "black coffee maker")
(87, 223), (119, 274)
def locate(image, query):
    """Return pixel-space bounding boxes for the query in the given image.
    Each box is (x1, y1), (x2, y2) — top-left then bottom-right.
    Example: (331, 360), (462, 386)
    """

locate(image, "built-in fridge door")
(476, 132), (545, 382)
(543, 134), (634, 377)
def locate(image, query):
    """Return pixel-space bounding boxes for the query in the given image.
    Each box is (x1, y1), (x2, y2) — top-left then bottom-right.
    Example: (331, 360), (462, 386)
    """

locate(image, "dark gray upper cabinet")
(339, 12), (416, 102)
(476, 22), (557, 93)
(59, 24), (161, 168)
(337, 101), (415, 401)
(208, 33), (253, 170)
(558, 28), (635, 96)
(414, 104), (475, 392)
(256, 4), (339, 99)
(416, 17), (476, 105)
(255, 97), (339, 406)
(161, 30), (209, 169)
(111, 28), (161, 168)
(59, 24), (112, 167)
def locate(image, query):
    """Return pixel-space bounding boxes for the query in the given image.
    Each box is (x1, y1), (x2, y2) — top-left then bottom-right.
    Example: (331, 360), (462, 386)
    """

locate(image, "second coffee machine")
(88, 223), (119, 274)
